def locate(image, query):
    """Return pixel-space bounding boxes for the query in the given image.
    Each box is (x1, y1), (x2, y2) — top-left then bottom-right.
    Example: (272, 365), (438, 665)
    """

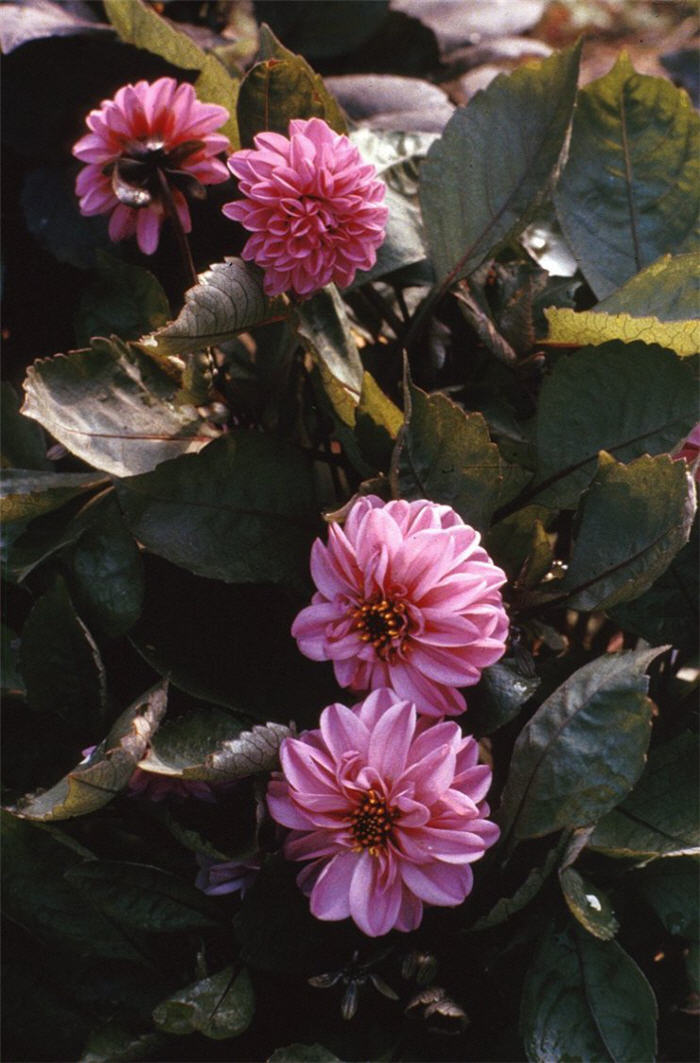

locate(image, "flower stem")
(156, 169), (198, 291)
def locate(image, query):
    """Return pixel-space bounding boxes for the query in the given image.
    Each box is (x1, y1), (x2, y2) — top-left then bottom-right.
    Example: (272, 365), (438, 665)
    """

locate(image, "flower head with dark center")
(73, 78), (231, 254)
(222, 118), (388, 297)
(267, 688), (500, 937)
(292, 496), (509, 717)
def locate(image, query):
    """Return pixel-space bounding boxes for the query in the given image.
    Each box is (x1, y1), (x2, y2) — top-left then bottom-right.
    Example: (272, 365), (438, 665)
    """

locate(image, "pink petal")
(309, 851), (355, 921)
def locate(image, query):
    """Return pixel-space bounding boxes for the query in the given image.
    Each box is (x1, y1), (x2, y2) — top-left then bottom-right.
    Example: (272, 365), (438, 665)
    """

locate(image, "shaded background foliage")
(2, 2), (699, 1062)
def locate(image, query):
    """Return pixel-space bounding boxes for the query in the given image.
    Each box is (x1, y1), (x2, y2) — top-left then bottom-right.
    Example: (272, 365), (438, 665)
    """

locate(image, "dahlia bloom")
(222, 118), (388, 296)
(292, 496), (509, 717)
(267, 689), (499, 937)
(73, 77), (231, 254)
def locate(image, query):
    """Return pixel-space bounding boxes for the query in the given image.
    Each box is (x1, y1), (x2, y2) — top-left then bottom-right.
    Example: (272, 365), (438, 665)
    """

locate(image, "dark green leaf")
(555, 54), (700, 299)
(269, 1047), (341, 1063)
(22, 338), (217, 478)
(65, 861), (219, 933)
(499, 648), (664, 841)
(69, 496), (144, 637)
(520, 920), (657, 1062)
(13, 683), (167, 821)
(103, 0), (239, 147)
(1, 811), (147, 962)
(4, 487), (111, 584)
(153, 966), (254, 1040)
(485, 505), (554, 582)
(530, 342), (698, 509)
(559, 452), (696, 610)
(1, 469), (108, 523)
(394, 380), (503, 532)
(467, 657), (539, 738)
(140, 258), (286, 358)
(81, 1022), (165, 1063)
(116, 432), (317, 591)
(559, 867), (619, 940)
(75, 252), (170, 348)
(609, 517), (699, 655)
(22, 164), (111, 269)
(1, 381), (50, 470)
(1, 624), (25, 696)
(237, 24), (346, 147)
(19, 577), (106, 730)
(588, 732), (699, 859)
(595, 252), (700, 321)
(631, 857), (699, 939)
(420, 43), (581, 285)
(141, 716), (291, 782)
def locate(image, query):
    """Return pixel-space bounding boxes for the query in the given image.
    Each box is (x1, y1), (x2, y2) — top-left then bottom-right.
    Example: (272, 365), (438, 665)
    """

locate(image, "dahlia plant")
(3, 5), (698, 1062)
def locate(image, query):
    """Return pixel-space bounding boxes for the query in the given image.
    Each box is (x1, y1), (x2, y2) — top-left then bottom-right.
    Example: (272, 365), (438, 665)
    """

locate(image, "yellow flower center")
(351, 597), (410, 660)
(350, 789), (398, 855)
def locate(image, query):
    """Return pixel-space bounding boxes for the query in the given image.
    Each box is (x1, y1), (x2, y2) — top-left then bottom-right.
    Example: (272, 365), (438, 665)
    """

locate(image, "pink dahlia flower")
(72, 77), (231, 254)
(267, 689), (499, 937)
(291, 496), (509, 717)
(222, 118), (388, 297)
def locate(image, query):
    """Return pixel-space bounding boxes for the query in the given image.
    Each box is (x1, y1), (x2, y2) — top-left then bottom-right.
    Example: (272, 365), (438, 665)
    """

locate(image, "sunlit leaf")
(1, 469), (108, 523)
(554, 53), (700, 298)
(13, 683), (167, 821)
(420, 42), (581, 285)
(153, 966), (254, 1040)
(22, 338), (217, 478)
(140, 258), (287, 359)
(499, 648), (665, 841)
(520, 920), (657, 1062)
(543, 307), (700, 358)
(594, 252), (700, 321)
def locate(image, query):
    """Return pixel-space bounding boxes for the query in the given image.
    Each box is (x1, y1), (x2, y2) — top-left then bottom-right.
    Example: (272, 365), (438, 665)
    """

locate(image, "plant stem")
(156, 169), (198, 290)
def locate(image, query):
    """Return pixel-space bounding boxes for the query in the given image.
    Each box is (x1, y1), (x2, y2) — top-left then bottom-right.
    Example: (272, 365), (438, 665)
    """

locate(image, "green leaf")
(103, 0), (239, 148)
(116, 432), (317, 591)
(394, 380), (503, 532)
(69, 497), (144, 637)
(236, 24), (346, 147)
(22, 338), (217, 478)
(544, 307), (700, 358)
(294, 286), (364, 428)
(420, 42), (581, 286)
(486, 505), (554, 582)
(609, 517), (699, 655)
(81, 1022), (165, 1063)
(559, 451), (696, 610)
(520, 920), (657, 1062)
(588, 732), (700, 859)
(13, 683), (167, 821)
(19, 577), (106, 730)
(153, 966), (254, 1040)
(554, 53), (700, 299)
(630, 857), (699, 939)
(65, 861), (219, 933)
(1, 811), (147, 962)
(1, 469), (108, 523)
(467, 657), (540, 738)
(595, 252), (700, 321)
(530, 342), (698, 509)
(559, 867), (619, 940)
(139, 710), (290, 782)
(1, 624), (25, 696)
(269, 1047), (341, 1063)
(1, 381), (50, 470)
(140, 258), (287, 359)
(498, 648), (664, 841)
(75, 252), (170, 348)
